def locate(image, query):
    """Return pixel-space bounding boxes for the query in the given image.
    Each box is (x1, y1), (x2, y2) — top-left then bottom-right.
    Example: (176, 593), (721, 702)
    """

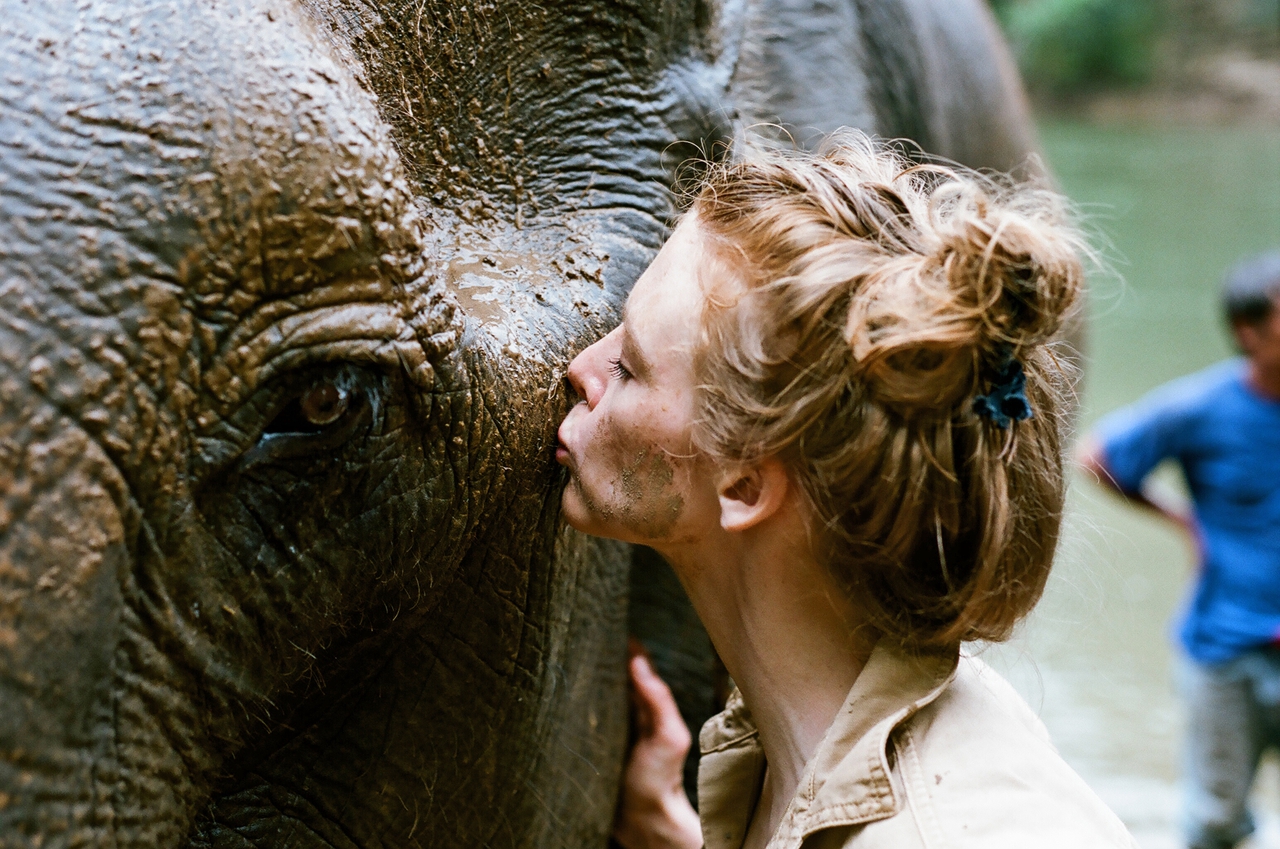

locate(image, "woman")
(555, 134), (1136, 849)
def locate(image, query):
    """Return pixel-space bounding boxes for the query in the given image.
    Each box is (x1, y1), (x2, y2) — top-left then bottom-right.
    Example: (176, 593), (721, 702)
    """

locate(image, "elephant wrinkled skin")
(0, 0), (1035, 845)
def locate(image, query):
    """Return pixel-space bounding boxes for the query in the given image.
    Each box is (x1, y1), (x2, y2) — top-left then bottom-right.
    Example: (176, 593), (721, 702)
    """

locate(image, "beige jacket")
(697, 644), (1138, 849)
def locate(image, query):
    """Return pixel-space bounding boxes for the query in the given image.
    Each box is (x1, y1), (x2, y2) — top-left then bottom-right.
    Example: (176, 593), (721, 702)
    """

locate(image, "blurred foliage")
(990, 0), (1162, 95)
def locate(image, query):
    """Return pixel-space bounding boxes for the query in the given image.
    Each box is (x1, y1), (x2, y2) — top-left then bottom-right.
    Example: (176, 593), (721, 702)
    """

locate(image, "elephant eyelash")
(608, 357), (632, 381)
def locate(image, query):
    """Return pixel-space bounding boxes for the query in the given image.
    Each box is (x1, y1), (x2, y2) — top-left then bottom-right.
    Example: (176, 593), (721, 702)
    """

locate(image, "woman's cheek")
(575, 408), (626, 490)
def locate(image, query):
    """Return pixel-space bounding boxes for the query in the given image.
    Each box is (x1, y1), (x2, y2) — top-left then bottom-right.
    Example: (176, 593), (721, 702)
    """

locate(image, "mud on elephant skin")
(0, 0), (1035, 846)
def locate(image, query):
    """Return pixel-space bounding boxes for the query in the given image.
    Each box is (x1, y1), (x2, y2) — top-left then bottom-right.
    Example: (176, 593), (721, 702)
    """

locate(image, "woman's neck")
(658, 510), (875, 818)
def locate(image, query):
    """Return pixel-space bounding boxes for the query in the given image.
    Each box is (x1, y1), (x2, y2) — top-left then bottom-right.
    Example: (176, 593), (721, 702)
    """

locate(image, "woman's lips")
(555, 422), (573, 467)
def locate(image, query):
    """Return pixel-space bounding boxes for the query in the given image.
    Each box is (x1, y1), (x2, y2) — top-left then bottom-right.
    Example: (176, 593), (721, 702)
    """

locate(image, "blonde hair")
(689, 133), (1085, 650)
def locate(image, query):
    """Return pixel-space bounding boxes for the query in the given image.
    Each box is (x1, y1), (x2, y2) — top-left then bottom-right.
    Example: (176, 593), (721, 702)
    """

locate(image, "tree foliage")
(990, 0), (1161, 95)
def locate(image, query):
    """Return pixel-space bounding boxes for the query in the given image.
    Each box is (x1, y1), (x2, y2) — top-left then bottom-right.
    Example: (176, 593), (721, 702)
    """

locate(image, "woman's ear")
(717, 460), (790, 532)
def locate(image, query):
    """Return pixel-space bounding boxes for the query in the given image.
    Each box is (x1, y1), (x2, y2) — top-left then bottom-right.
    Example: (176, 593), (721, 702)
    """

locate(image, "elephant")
(0, 0), (1036, 846)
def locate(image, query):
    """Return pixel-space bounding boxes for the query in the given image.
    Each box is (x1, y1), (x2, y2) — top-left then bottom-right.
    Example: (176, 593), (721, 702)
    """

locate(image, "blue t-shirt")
(1095, 359), (1280, 665)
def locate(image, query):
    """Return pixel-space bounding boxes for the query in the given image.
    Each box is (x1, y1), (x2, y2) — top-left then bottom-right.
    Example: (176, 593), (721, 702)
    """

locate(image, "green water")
(1057, 122), (1280, 413)
(987, 122), (1280, 847)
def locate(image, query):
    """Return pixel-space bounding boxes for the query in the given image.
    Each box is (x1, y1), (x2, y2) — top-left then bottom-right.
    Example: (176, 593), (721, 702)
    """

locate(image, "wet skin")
(0, 0), (1038, 845)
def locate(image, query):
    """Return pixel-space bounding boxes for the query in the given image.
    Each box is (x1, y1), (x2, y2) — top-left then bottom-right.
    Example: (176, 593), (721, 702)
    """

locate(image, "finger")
(630, 654), (691, 756)
(626, 639), (657, 736)
(629, 656), (656, 738)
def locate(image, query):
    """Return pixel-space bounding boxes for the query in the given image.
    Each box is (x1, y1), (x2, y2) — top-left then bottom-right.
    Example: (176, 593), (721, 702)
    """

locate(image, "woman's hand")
(613, 640), (703, 849)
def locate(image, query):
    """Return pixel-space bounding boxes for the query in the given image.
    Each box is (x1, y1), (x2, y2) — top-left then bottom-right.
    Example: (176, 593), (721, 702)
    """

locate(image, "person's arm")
(1076, 435), (1201, 548)
(613, 641), (702, 849)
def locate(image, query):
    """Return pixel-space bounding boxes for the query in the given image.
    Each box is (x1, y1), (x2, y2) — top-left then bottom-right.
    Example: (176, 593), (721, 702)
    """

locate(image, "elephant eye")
(242, 368), (374, 467)
(265, 380), (351, 435)
(302, 383), (347, 425)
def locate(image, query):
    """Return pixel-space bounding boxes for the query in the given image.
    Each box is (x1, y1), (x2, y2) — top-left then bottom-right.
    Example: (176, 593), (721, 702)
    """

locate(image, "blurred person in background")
(1079, 251), (1280, 849)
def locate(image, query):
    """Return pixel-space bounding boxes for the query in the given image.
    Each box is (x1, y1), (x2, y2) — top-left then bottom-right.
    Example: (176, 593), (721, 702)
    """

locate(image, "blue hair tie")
(973, 354), (1032, 429)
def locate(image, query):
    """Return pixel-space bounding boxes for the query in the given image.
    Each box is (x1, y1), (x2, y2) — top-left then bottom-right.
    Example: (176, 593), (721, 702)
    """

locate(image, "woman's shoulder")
(919, 653), (1054, 746)
(868, 654), (1138, 848)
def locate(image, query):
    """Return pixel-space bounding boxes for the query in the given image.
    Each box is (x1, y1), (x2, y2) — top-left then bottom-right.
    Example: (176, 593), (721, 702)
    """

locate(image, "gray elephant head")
(0, 0), (1034, 846)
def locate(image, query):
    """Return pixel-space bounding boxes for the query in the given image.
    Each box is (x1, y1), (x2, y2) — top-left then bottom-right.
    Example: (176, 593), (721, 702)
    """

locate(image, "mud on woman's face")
(556, 219), (719, 545)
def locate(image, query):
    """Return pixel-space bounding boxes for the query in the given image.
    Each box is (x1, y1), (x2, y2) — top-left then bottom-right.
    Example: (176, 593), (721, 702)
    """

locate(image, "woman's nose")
(566, 340), (608, 410)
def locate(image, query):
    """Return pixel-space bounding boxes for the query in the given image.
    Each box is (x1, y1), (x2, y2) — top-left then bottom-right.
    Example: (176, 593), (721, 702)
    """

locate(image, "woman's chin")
(561, 509), (593, 536)
(560, 485), (606, 536)
(561, 495), (635, 544)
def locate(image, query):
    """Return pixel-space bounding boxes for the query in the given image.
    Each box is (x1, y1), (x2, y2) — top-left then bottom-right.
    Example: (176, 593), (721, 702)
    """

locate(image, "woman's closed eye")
(609, 357), (633, 381)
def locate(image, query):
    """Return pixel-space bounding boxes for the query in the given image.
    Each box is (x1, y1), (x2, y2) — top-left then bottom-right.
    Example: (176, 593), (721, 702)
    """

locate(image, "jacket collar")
(697, 641), (960, 849)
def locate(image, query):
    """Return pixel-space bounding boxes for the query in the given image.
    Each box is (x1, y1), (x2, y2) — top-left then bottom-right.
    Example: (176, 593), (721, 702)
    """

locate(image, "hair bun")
(845, 174), (1083, 418)
(935, 181), (1081, 350)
